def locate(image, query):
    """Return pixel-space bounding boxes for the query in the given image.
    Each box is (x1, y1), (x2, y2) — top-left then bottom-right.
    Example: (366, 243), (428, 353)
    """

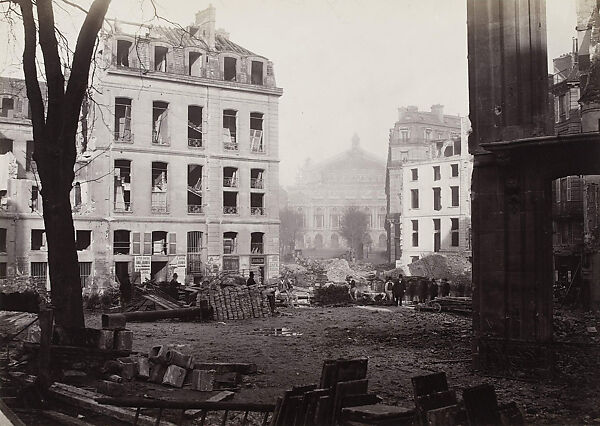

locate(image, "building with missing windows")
(0, 5), (282, 289)
(385, 106), (471, 266)
(286, 135), (388, 256)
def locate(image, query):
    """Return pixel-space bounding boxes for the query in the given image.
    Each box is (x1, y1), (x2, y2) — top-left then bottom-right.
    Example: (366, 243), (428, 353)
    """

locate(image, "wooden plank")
(331, 379), (369, 426)
(48, 383), (177, 426)
(40, 410), (94, 426)
(0, 399), (25, 426)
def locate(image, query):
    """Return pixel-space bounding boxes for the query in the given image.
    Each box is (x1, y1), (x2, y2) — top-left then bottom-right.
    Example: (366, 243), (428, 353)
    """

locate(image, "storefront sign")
(267, 255), (279, 279)
(134, 256), (151, 282)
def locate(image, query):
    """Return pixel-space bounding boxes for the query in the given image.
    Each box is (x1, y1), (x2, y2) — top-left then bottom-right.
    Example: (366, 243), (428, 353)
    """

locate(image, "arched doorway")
(314, 234), (323, 249)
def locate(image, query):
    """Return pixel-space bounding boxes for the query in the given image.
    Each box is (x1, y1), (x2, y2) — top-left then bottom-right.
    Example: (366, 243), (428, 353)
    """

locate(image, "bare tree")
(340, 206), (369, 259)
(13, 0), (111, 328)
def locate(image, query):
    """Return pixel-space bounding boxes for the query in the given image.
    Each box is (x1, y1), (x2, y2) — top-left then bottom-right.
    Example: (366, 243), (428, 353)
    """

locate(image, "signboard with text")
(134, 256), (151, 282)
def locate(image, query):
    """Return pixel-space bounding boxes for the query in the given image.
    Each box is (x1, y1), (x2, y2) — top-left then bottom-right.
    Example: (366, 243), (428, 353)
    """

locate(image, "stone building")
(385, 105), (470, 265)
(286, 135), (387, 255)
(0, 5), (282, 289)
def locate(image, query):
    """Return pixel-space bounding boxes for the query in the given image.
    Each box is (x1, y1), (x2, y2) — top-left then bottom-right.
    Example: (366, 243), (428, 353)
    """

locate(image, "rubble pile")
(313, 284), (351, 306)
(407, 254), (472, 285)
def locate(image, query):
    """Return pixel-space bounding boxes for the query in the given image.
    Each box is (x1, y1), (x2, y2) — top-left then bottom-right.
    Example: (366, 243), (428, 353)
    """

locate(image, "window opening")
(0, 228), (6, 252)
(251, 232), (264, 253)
(433, 219), (441, 252)
(0, 98), (14, 118)
(451, 186), (459, 207)
(116, 40), (132, 67)
(151, 231), (168, 255)
(114, 160), (132, 212)
(0, 139), (13, 154)
(188, 105), (203, 147)
(187, 231), (203, 274)
(223, 110), (237, 150)
(151, 162), (168, 213)
(250, 112), (264, 152)
(411, 168), (418, 181)
(223, 167), (238, 188)
(451, 163), (459, 177)
(79, 262), (92, 287)
(31, 262), (47, 283)
(412, 220), (419, 247)
(224, 57), (237, 81)
(251, 193), (265, 216)
(451, 218), (459, 247)
(31, 185), (39, 212)
(114, 230), (131, 254)
(411, 189), (419, 209)
(154, 46), (168, 72)
(26, 140), (35, 172)
(187, 164), (203, 214)
(251, 168), (264, 189)
(72, 182), (82, 211)
(223, 192), (238, 214)
(0, 262), (6, 279)
(76, 230), (91, 251)
(433, 166), (441, 181)
(115, 98), (132, 141)
(31, 229), (46, 251)
(251, 61), (264, 85)
(152, 101), (169, 145)
(223, 232), (237, 254)
(189, 52), (202, 76)
(433, 187), (441, 211)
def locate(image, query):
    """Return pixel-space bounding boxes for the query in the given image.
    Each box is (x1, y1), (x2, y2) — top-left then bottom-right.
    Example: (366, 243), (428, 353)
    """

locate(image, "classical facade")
(0, 5), (282, 289)
(385, 105), (470, 265)
(286, 135), (387, 253)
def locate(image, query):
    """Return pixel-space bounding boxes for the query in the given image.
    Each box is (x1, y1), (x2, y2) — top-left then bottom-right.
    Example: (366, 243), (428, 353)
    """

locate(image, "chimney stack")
(195, 4), (216, 49)
(431, 104), (444, 122)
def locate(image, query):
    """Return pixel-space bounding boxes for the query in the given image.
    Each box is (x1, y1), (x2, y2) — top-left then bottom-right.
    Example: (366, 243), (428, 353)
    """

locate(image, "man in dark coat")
(418, 278), (429, 303)
(246, 271), (256, 286)
(429, 279), (438, 301)
(392, 277), (406, 306)
(440, 278), (450, 297)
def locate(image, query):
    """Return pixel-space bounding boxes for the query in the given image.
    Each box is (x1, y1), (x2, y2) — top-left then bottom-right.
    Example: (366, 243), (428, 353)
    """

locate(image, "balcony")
(188, 204), (203, 214)
(114, 201), (133, 213)
(251, 243), (264, 254)
(251, 207), (265, 216)
(151, 192), (168, 214)
(188, 138), (203, 148)
(250, 178), (264, 189)
(114, 131), (133, 143)
(223, 140), (238, 151)
(223, 177), (238, 188)
(223, 206), (238, 215)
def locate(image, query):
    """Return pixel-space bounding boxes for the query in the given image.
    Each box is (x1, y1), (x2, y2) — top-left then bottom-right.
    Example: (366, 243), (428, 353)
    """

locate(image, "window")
(566, 176), (582, 202)
(451, 186), (459, 207)
(79, 262), (92, 287)
(411, 189), (419, 209)
(433, 187), (441, 211)
(435, 131), (444, 140)
(400, 128), (409, 142)
(410, 256), (420, 263)
(31, 262), (47, 283)
(116, 40), (132, 67)
(151, 162), (168, 214)
(251, 232), (264, 254)
(187, 231), (203, 274)
(114, 98), (132, 142)
(251, 169), (264, 189)
(378, 214), (386, 229)
(187, 164), (203, 214)
(223, 256), (239, 273)
(188, 105), (203, 147)
(251, 193), (265, 216)
(451, 218), (459, 247)
(151, 231), (171, 255)
(223, 110), (238, 150)
(114, 230), (131, 255)
(453, 139), (461, 155)
(223, 191), (238, 214)
(0, 228), (6, 252)
(223, 57), (237, 81)
(331, 214), (340, 229)
(31, 185), (39, 212)
(26, 140), (35, 172)
(411, 220), (419, 247)
(0, 139), (13, 154)
(400, 151), (409, 161)
(424, 128), (432, 140)
(251, 61), (264, 85)
(250, 112), (264, 153)
(223, 167), (238, 188)
(189, 51), (202, 76)
(558, 93), (569, 120)
(31, 229), (46, 251)
(0, 97), (14, 118)
(314, 209), (324, 229)
(0, 262), (6, 279)
(451, 163), (459, 177)
(152, 101), (169, 145)
(433, 219), (441, 252)
(223, 232), (237, 254)
(114, 160), (132, 212)
(433, 166), (441, 181)
(411, 168), (418, 181)
(71, 182), (82, 211)
(76, 230), (91, 251)
(154, 46), (168, 72)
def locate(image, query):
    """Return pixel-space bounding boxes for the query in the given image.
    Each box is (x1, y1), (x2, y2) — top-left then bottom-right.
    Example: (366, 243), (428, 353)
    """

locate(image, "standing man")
(384, 277), (394, 302)
(392, 276), (406, 306)
(429, 279), (438, 301)
(440, 278), (450, 298)
(246, 271), (257, 286)
(418, 278), (429, 303)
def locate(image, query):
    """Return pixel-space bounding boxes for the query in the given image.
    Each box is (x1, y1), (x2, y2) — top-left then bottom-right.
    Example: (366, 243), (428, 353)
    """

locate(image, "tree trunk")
(42, 175), (84, 328)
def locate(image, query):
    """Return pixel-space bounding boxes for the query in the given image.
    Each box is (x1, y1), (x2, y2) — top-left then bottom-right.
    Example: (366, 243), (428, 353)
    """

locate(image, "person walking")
(384, 277), (394, 302)
(392, 277), (406, 306)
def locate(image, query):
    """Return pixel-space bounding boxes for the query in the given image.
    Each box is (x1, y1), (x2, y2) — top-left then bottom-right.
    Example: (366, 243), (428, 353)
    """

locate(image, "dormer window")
(116, 40), (132, 67)
(224, 57), (236, 81)
(251, 61), (264, 85)
(155, 46), (168, 72)
(189, 52), (202, 77)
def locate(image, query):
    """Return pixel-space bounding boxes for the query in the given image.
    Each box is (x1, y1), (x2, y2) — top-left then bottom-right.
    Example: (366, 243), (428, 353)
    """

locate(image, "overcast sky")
(0, 0), (577, 185)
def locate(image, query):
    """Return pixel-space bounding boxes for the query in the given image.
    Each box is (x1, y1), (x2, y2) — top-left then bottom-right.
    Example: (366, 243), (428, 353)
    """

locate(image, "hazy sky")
(0, 0), (577, 185)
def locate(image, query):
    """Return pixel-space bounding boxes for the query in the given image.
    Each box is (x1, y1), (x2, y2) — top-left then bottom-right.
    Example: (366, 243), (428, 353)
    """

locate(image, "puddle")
(250, 327), (303, 337)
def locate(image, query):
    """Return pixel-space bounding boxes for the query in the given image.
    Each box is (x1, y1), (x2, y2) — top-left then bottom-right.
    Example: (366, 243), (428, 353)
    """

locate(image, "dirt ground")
(86, 305), (599, 425)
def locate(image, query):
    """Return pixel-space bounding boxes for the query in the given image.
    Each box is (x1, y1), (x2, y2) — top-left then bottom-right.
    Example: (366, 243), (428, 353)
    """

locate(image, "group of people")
(384, 276), (453, 305)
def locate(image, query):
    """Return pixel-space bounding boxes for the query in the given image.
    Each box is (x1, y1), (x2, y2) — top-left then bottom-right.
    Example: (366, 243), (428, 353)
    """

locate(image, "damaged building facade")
(0, 5), (282, 289)
(286, 135), (387, 255)
(385, 106), (472, 266)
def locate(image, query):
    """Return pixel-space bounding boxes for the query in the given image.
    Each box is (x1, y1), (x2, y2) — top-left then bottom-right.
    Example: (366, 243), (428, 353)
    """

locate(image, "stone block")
(149, 363), (167, 384)
(101, 313), (127, 330)
(190, 369), (215, 392)
(114, 330), (133, 351)
(117, 358), (137, 380)
(97, 380), (125, 397)
(149, 345), (170, 364)
(137, 357), (150, 380)
(86, 328), (114, 350)
(162, 365), (187, 388)
(426, 405), (458, 426)
(166, 349), (193, 369)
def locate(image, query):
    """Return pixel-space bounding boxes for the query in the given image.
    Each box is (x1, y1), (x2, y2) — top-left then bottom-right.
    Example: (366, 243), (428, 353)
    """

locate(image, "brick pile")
(197, 286), (271, 321)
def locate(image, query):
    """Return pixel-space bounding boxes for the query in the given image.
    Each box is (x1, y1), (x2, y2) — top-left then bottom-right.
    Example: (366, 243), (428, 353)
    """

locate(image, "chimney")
(431, 104), (444, 122)
(195, 4), (216, 49)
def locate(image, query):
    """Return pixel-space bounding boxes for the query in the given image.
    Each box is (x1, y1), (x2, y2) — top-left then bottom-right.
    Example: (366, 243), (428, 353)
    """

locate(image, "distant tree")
(340, 206), (369, 259)
(6, 0), (112, 328)
(280, 208), (303, 256)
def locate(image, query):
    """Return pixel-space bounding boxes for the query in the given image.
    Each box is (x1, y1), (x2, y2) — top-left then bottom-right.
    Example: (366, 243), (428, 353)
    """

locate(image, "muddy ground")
(87, 305), (600, 425)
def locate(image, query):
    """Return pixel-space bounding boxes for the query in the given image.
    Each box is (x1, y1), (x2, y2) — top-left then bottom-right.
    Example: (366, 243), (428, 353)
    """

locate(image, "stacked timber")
(198, 285), (271, 321)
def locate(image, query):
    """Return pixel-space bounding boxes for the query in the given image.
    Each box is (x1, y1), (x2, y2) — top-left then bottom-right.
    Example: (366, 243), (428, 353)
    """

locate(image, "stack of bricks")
(199, 286), (271, 321)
